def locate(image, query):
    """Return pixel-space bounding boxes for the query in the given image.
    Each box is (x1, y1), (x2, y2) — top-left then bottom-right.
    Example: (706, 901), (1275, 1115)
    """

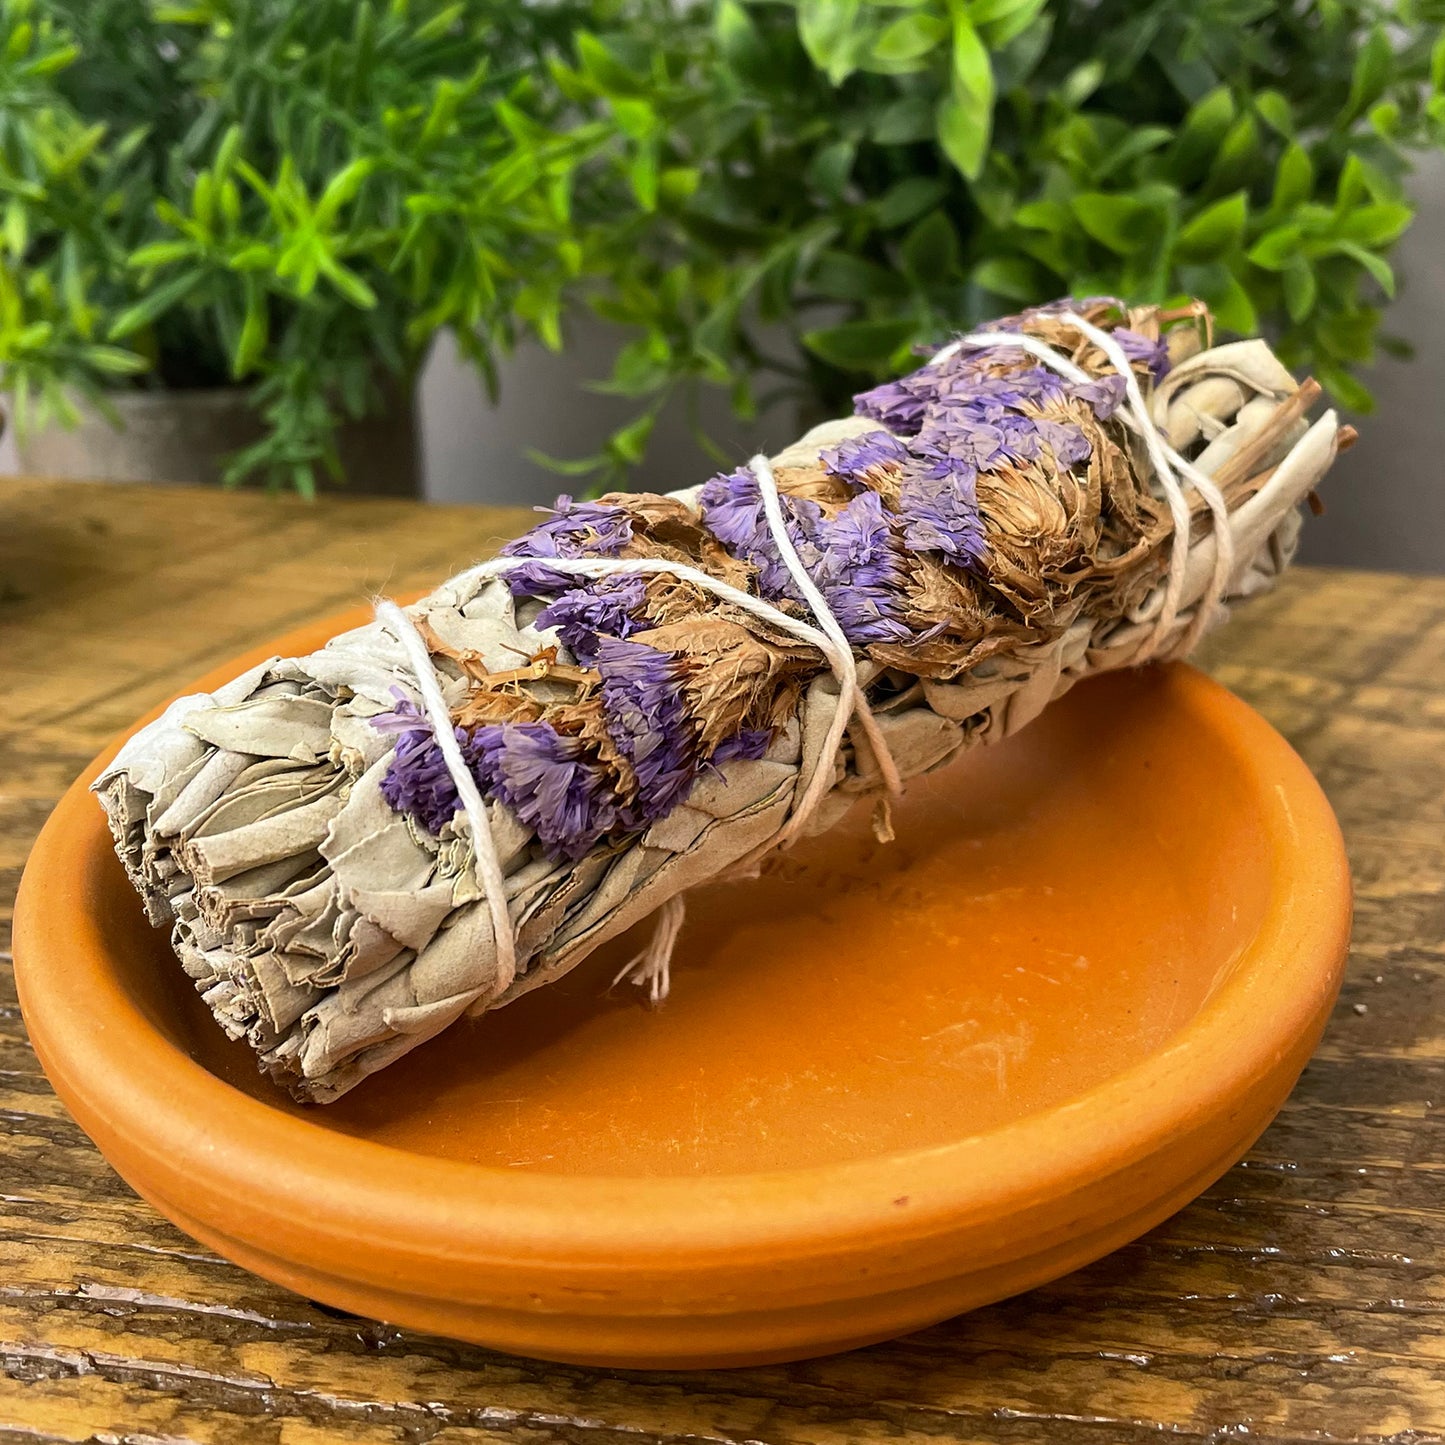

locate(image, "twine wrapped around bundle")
(95, 299), (1347, 1102)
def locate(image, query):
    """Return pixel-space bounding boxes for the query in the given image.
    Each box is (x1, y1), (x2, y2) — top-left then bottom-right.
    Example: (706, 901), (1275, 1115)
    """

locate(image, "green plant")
(2, 1), (1442, 496)
(0, 0), (601, 494)
(546, 0), (1445, 481)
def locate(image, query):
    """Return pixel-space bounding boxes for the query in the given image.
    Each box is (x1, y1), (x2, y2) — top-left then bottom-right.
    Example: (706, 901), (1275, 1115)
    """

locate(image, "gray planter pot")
(14, 384), (420, 496)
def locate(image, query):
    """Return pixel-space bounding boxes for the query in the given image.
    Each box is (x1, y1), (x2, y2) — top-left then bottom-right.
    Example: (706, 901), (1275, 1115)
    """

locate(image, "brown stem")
(1209, 379), (1323, 495)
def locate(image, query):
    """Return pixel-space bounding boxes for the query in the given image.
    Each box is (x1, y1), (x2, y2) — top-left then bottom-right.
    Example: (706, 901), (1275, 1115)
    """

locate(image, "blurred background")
(1, 1), (1442, 570)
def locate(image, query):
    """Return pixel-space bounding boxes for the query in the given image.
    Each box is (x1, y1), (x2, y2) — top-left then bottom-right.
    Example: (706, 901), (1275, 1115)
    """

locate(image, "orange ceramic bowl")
(15, 608), (1351, 1368)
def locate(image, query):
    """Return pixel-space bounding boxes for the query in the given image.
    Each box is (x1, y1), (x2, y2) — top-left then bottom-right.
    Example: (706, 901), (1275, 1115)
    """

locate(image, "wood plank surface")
(1, 478), (1442, 1444)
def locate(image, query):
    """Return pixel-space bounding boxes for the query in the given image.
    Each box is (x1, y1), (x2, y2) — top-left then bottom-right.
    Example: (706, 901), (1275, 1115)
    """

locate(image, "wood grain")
(1, 478), (1442, 1444)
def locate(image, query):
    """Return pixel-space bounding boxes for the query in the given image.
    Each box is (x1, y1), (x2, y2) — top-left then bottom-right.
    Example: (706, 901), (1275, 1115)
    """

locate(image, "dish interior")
(100, 665), (1269, 1177)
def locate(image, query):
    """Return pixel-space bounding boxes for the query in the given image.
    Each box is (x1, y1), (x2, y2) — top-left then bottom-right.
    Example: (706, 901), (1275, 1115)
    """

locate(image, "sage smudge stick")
(95, 299), (1346, 1102)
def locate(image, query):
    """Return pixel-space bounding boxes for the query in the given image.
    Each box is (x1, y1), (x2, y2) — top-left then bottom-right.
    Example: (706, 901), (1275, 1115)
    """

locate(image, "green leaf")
(318, 254), (377, 309)
(1336, 203), (1413, 247)
(972, 0), (1048, 48)
(1202, 271), (1257, 334)
(872, 13), (947, 65)
(228, 243), (275, 272)
(1254, 90), (1294, 137)
(803, 318), (916, 369)
(128, 241), (194, 271)
(232, 278), (268, 377)
(936, 83), (991, 180)
(1095, 125), (1174, 181)
(1432, 33), (1445, 93)
(85, 346), (147, 376)
(1070, 192), (1152, 254)
(972, 254), (1048, 301)
(412, 2), (463, 44)
(629, 141), (660, 210)
(1344, 27), (1393, 121)
(716, 0), (770, 83)
(1318, 364), (1374, 413)
(1247, 225), (1301, 270)
(25, 41), (78, 77)
(810, 251), (909, 301)
(872, 95), (936, 144)
(575, 32), (644, 96)
(601, 334), (672, 396)
(214, 124), (243, 180)
(1271, 144), (1314, 215)
(900, 209), (960, 281)
(1369, 100), (1401, 138)
(807, 140), (855, 201)
(1208, 113), (1259, 190)
(1334, 153), (1369, 210)
(659, 167), (700, 205)
(108, 271), (204, 340)
(609, 410), (656, 464)
(873, 176), (948, 228)
(315, 158), (378, 227)
(527, 447), (608, 478)
(1014, 199), (1073, 234)
(1174, 192), (1246, 261)
(950, 13), (993, 104)
(1332, 240), (1396, 296)
(1170, 86), (1235, 183)
(609, 97), (656, 140)
(797, 0), (866, 85)
(1282, 257), (1316, 322)
(1057, 59), (1104, 109)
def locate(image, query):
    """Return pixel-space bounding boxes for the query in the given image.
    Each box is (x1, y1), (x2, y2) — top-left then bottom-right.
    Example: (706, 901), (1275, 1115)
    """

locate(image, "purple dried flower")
(371, 690), (429, 735)
(802, 490), (915, 644)
(1076, 373), (1128, 419)
(379, 298), (1167, 860)
(899, 453), (986, 569)
(916, 412), (1005, 471)
(500, 494), (632, 561)
(957, 366), (1071, 413)
(820, 429), (911, 488)
(470, 723), (622, 861)
(503, 558), (580, 599)
(1112, 327), (1172, 382)
(378, 708), (625, 863)
(709, 728), (773, 765)
(698, 469), (913, 644)
(1034, 418), (1094, 469)
(698, 467), (804, 597)
(595, 637), (700, 829)
(852, 375), (932, 434)
(378, 716), (470, 837)
(534, 574), (648, 664)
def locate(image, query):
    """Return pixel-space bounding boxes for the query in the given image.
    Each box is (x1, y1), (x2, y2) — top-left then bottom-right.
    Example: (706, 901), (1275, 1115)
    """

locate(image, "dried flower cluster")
(378, 299), (1199, 862)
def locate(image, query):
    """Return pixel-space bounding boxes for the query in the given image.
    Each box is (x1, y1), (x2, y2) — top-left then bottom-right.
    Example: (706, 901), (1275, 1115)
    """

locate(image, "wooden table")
(2, 478), (1442, 1444)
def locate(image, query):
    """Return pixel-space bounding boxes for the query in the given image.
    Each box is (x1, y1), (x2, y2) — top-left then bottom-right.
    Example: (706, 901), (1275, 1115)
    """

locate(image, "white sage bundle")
(95, 300), (1346, 1102)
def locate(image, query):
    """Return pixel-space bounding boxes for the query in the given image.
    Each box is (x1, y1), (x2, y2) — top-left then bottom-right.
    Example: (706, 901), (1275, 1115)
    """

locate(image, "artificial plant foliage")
(0, 0), (600, 494)
(0, 0), (1441, 493)
(556, 0), (1445, 478)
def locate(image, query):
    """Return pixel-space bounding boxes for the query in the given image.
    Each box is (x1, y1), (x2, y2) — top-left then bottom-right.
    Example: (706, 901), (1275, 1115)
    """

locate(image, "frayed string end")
(613, 894), (687, 1005)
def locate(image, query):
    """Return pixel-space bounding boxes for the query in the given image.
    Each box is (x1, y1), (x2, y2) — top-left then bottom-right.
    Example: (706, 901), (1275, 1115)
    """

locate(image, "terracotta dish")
(15, 607), (1351, 1368)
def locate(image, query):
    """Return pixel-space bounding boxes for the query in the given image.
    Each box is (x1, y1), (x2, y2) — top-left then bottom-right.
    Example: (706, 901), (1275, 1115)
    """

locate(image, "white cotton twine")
(375, 313), (1234, 1006)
